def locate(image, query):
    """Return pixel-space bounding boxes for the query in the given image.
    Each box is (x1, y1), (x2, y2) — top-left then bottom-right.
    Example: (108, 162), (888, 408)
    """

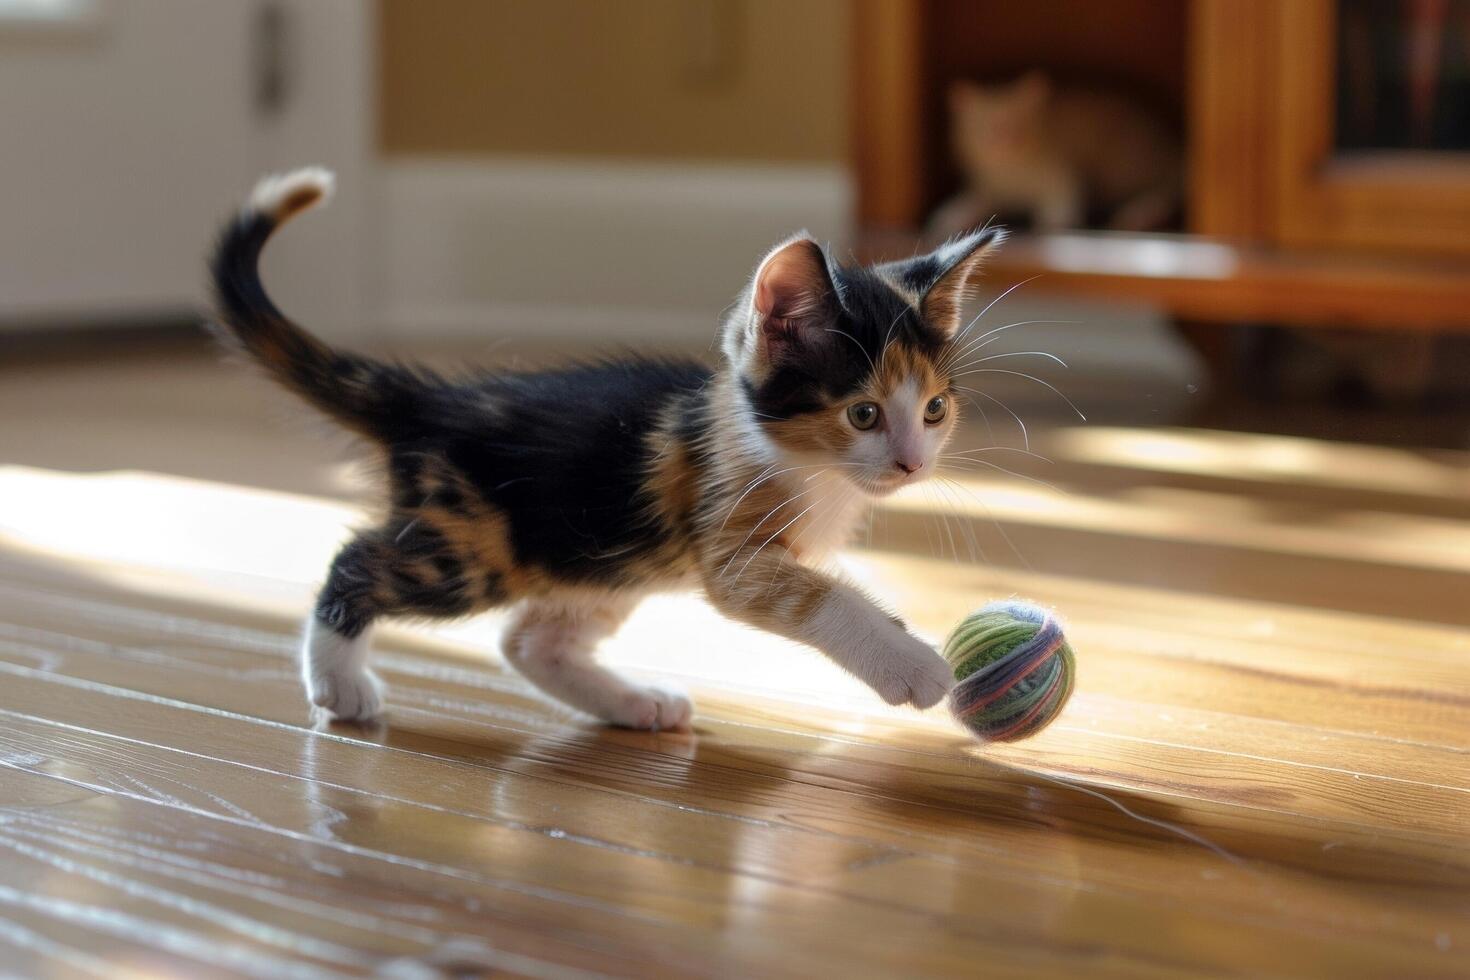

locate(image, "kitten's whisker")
(767, 468), (863, 585)
(718, 468), (862, 579)
(938, 475), (1033, 572)
(941, 458), (1065, 495)
(579, 539), (643, 561)
(730, 460), (781, 491)
(933, 478), (984, 565)
(942, 320), (1081, 370)
(729, 500), (822, 586)
(929, 511), (952, 564)
(910, 483), (944, 563)
(393, 518), (422, 545)
(953, 386), (1032, 451)
(913, 499), (938, 558)
(717, 462), (828, 532)
(766, 485), (851, 590)
(961, 389), (997, 445)
(953, 482), (986, 565)
(731, 459), (847, 493)
(716, 463), (782, 528)
(880, 306), (907, 374)
(922, 510), (943, 564)
(918, 483), (952, 564)
(944, 319), (1077, 369)
(952, 350), (1068, 372)
(929, 484), (961, 565)
(941, 447), (1053, 464)
(952, 275), (1042, 344)
(951, 368), (1087, 422)
(958, 323), (1083, 366)
(719, 485), (815, 576)
(824, 327), (877, 376)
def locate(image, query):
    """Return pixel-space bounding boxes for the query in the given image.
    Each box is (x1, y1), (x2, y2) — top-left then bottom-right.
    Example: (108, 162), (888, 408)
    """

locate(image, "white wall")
(0, 1), (847, 348)
(377, 158), (854, 345)
(249, 0), (375, 343)
(0, 0), (372, 339)
(0, 1), (252, 322)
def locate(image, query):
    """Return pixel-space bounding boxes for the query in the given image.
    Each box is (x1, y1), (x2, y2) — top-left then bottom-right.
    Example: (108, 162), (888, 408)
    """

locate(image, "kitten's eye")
(924, 395), (949, 424)
(847, 401), (881, 430)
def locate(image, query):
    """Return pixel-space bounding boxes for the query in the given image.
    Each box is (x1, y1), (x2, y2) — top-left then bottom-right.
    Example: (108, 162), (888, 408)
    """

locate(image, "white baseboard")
(377, 157), (853, 343)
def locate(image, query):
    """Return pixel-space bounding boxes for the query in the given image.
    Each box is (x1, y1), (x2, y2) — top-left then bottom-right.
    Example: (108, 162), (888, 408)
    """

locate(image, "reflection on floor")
(0, 340), (1466, 977)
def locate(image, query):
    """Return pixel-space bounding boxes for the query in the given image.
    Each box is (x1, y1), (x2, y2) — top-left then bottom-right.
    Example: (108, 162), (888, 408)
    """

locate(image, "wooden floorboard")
(1, 542), (1466, 978)
(1, 353), (1468, 977)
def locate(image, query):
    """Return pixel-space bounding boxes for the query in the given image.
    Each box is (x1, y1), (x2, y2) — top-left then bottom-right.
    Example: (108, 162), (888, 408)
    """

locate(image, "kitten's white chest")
(786, 474), (868, 561)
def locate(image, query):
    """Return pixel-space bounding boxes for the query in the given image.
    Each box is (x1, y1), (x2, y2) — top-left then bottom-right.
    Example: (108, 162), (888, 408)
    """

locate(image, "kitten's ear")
(917, 227), (1008, 338)
(754, 234), (836, 320)
(750, 234), (839, 358)
(1013, 71), (1050, 110)
(949, 80), (982, 114)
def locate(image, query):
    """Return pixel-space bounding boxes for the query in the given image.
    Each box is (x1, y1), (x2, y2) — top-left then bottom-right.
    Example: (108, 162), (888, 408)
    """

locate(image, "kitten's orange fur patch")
(276, 185), (325, 222)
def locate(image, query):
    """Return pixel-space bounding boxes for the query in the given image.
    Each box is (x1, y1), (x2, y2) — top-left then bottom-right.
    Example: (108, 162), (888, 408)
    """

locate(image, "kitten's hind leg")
(306, 514), (506, 722)
(502, 597), (693, 732)
(305, 535), (388, 723)
(303, 616), (383, 723)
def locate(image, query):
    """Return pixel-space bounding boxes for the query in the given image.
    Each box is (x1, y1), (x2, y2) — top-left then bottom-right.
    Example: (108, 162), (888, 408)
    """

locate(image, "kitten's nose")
(895, 460), (921, 475)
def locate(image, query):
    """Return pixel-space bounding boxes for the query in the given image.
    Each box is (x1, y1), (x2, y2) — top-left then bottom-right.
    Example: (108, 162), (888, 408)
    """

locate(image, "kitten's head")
(722, 227), (1005, 496)
(950, 72), (1050, 168)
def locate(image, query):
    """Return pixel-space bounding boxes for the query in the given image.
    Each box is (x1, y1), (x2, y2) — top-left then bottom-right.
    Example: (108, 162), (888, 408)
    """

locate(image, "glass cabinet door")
(1275, 0), (1470, 254)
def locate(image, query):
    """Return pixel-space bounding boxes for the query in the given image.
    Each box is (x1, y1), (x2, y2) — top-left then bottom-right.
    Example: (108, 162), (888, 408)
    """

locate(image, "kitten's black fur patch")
(316, 537), (381, 638)
(423, 360), (713, 581)
(307, 360), (716, 627)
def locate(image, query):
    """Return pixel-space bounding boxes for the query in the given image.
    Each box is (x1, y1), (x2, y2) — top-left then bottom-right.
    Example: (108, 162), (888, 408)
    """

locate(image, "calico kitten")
(934, 72), (1182, 235)
(212, 168), (1005, 731)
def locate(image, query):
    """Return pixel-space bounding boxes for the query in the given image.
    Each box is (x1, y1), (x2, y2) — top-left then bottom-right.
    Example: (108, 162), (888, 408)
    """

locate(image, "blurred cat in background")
(933, 72), (1183, 236)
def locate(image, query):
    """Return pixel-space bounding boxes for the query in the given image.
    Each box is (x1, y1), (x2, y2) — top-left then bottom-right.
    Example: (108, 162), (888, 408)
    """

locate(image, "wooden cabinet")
(1272, 0), (1470, 255)
(854, 0), (1470, 329)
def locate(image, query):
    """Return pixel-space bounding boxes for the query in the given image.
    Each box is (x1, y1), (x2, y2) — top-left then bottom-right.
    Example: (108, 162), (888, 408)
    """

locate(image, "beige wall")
(379, 0), (849, 163)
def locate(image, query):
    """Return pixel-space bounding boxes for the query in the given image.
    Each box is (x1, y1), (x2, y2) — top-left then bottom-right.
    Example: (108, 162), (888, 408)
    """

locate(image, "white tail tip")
(248, 166), (336, 221)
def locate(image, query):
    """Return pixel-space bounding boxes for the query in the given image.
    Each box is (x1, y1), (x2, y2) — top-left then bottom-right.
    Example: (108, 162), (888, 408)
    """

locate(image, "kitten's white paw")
(611, 683), (694, 732)
(871, 637), (955, 710)
(307, 666), (385, 722)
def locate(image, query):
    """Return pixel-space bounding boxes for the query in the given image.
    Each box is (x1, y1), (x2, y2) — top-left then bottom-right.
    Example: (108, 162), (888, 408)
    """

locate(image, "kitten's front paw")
(872, 638), (955, 710)
(307, 666), (385, 722)
(612, 683), (694, 733)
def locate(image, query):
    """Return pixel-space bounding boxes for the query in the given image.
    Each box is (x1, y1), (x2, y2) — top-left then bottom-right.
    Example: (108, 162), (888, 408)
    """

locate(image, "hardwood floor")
(0, 345), (1466, 978)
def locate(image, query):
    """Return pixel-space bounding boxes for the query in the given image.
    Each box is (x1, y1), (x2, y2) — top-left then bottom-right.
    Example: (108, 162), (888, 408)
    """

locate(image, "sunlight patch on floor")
(882, 464), (1470, 573)
(1050, 426), (1470, 498)
(0, 465), (942, 722)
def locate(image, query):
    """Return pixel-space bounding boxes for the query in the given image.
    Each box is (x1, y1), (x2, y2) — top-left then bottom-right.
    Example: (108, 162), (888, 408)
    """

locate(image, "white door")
(0, 0), (372, 340)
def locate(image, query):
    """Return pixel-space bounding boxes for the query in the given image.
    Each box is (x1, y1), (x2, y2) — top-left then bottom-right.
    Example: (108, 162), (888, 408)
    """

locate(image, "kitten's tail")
(210, 167), (420, 440)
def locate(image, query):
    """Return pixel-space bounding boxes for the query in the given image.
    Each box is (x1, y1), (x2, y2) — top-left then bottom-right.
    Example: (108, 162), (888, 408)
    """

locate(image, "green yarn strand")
(943, 616), (1041, 677)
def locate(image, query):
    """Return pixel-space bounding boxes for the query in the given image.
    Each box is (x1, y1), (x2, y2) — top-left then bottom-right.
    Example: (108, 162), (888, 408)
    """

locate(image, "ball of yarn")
(943, 600), (1075, 742)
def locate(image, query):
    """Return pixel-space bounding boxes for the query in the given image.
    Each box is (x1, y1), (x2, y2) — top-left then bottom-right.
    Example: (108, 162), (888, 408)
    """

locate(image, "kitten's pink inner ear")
(754, 238), (830, 321)
(921, 236), (1004, 338)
